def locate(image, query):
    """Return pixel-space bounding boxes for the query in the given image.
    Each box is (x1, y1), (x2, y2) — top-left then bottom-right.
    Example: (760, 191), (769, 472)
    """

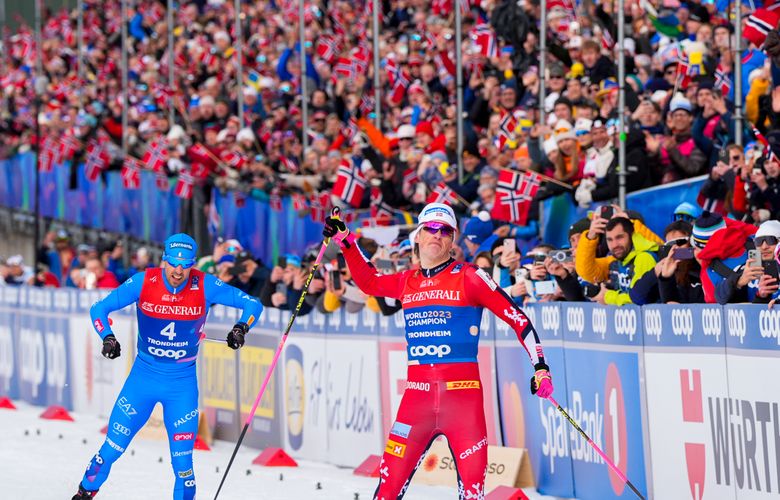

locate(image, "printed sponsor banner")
(724, 305), (780, 500)
(239, 329), (283, 449)
(69, 315), (136, 417)
(496, 303), (574, 497)
(16, 312), (72, 409)
(644, 304), (731, 500)
(0, 306), (18, 399)
(560, 303), (648, 500)
(282, 335), (329, 462)
(324, 337), (383, 466)
(198, 324), (240, 442)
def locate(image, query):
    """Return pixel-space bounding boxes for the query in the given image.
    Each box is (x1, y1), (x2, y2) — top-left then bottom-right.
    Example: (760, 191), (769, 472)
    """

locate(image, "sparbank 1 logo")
(644, 309), (662, 342)
(671, 309), (694, 342)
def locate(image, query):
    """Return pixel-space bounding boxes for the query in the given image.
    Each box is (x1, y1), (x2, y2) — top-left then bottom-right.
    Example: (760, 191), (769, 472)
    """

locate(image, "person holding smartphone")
(322, 203), (553, 500)
(752, 221), (780, 304)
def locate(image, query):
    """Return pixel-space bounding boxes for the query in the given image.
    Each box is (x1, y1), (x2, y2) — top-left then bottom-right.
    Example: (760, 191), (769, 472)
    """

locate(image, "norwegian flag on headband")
(333, 158), (368, 208)
(84, 140), (110, 182)
(491, 170), (542, 225)
(495, 109), (517, 151)
(426, 182), (460, 206)
(470, 23), (497, 59)
(174, 171), (195, 199)
(143, 140), (168, 172)
(121, 157), (142, 189)
(309, 191), (332, 223)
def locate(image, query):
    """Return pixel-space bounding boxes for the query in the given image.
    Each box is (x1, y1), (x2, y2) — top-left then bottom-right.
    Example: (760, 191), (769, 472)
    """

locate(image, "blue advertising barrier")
(4, 285), (780, 498)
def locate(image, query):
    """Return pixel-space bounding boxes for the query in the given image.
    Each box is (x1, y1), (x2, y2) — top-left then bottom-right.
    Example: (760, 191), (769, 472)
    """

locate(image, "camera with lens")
(550, 249), (573, 263)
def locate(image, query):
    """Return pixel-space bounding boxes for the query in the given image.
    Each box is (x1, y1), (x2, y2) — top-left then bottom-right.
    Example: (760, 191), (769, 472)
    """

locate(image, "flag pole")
(734, 0), (743, 147)
(234, 0), (244, 126)
(539, 0), (547, 127)
(167, 0), (175, 126)
(455, 0), (464, 184)
(299, 0), (309, 154)
(617, 0), (627, 209)
(372, 0), (382, 130)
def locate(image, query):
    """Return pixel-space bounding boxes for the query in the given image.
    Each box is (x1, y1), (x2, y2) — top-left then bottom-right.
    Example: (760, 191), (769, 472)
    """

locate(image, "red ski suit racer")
(341, 244), (547, 500)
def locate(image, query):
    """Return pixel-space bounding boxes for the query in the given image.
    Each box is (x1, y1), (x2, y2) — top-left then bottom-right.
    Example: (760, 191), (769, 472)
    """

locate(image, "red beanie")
(415, 121), (434, 138)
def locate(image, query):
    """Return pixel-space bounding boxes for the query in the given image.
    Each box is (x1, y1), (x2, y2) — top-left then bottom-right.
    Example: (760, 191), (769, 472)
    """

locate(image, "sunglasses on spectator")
(421, 222), (455, 237)
(664, 238), (689, 247)
(755, 236), (779, 246)
(674, 214), (696, 223)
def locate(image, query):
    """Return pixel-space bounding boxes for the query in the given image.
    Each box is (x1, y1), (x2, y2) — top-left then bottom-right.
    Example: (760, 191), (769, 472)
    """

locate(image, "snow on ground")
(0, 402), (563, 499)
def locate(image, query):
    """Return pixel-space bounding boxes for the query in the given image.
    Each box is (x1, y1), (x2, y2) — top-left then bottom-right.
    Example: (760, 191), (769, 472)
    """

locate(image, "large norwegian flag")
(143, 140), (168, 171)
(121, 157), (142, 189)
(491, 170), (542, 225)
(84, 140), (110, 182)
(426, 182), (460, 206)
(333, 158), (367, 208)
(470, 23), (497, 58)
(174, 171), (195, 199)
(495, 109), (517, 151)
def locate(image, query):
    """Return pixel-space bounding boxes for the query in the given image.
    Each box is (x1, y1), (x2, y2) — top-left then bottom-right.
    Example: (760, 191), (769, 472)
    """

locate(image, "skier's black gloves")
(227, 322), (249, 350)
(102, 334), (121, 359)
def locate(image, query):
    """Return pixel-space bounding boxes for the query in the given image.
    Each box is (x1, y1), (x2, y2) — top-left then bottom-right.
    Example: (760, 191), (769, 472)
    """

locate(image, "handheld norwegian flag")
(309, 191), (332, 223)
(58, 134), (82, 163)
(174, 171), (195, 199)
(495, 109), (517, 151)
(389, 69), (410, 105)
(234, 190), (247, 208)
(333, 158), (368, 208)
(279, 156), (299, 174)
(470, 23), (497, 59)
(221, 150), (247, 170)
(269, 188), (283, 212)
(753, 126), (779, 161)
(714, 64), (731, 97)
(121, 157), (142, 189)
(491, 170), (542, 225)
(292, 192), (309, 212)
(402, 167), (420, 198)
(316, 35), (339, 63)
(426, 182), (460, 206)
(369, 186), (394, 225)
(155, 171), (170, 191)
(333, 57), (358, 81)
(84, 140), (110, 182)
(143, 140), (168, 171)
(38, 136), (58, 172)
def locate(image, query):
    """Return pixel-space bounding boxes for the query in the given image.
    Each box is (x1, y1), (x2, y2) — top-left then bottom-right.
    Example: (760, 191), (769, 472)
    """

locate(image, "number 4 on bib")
(161, 322), (177, 341)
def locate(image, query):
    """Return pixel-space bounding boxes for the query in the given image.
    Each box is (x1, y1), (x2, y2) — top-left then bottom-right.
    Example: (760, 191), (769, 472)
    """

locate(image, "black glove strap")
(534, 362), (549, 372)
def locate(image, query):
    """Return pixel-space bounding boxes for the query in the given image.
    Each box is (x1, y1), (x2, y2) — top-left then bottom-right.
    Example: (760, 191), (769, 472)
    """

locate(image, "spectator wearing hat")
(752, 220), (780, 303)
(218, 251), (270, 298)
(691, 211), (758, 304)
(697, 144), (748, 217)
(40, 229), (76, 285)
(648, 95), (708, 183)
(259, 253), (314, 316)
(575, 119), (614, 207)
(461, 211), (497, 260)
(4, 255), (34, 286)
(543, 218), (591, 302)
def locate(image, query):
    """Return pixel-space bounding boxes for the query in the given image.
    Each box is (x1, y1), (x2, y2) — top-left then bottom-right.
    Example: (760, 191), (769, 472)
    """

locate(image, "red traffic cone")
(252, 448), (298, 467)
(40, 405), (74, 421)
(0, 397), (16, 410)
(194, 436), (211, 451)
(353, 455), (381, 477)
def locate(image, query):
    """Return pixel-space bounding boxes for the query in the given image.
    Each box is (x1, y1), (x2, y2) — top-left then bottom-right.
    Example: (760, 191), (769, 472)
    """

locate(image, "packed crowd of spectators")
(3, 0), (780, 308)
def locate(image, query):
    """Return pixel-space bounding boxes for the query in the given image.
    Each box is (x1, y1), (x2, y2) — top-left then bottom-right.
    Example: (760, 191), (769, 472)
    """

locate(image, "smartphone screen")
(330, 269), (342, 289)
(763, 260), (779, 280)
(671, 247), (695, 260)
(277, 256), (287, 268)
(600, 206), (614, 219)
(336, 253), (347, 269)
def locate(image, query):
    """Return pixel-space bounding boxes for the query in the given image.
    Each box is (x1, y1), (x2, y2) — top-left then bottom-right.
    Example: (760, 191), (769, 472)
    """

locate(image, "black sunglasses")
(665, 238), (689, 247)
(755, 236), (779, 247)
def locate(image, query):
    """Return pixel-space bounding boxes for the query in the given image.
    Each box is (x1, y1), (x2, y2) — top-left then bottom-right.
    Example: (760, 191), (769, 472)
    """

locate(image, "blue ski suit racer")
(74, 234), (262, 500)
